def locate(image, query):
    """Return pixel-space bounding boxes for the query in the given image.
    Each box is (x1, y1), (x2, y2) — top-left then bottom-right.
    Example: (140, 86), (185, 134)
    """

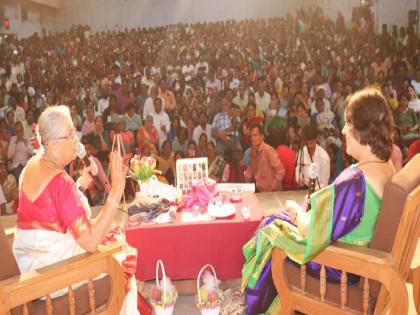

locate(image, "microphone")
(76, 142), (104, 193)
(307, 162), (319, 211)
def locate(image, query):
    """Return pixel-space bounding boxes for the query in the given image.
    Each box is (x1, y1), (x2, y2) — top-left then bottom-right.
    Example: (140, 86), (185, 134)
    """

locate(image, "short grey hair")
(37, 105), (73, 144)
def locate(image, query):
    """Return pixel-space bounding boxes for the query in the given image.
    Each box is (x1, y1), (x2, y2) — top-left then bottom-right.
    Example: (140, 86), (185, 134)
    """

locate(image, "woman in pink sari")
(12, 106), (140, 314)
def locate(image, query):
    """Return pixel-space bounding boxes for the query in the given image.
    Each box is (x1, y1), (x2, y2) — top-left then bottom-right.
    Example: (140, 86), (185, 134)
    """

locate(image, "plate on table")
(208, 202), (236, 218)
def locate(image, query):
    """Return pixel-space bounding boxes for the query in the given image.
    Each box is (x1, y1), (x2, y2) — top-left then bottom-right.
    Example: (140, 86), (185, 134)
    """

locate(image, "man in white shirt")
(295, 125), (330, 188)
(310, 87), (331, 116)
(255, 80), (271, 114)
(193, 112), (214, 145)
(232, 81), (248, 115)
(9, 97), (25, 123)
(205, 71), (222, 95)
(143, 85), (159, 120)
(7, 121), (33, 180)
(96, 94), (109, 117)
(195, 58), (209, 75)
(150, 98), (170, 149)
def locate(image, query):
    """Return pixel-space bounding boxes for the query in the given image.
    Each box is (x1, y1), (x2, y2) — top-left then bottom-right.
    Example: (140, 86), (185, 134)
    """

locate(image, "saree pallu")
(242, 167), (368, 314)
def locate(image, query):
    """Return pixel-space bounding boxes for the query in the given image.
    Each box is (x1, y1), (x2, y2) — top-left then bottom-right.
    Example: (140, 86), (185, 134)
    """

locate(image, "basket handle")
(156, 260), (167, 304)
(197, 264), (218, 305)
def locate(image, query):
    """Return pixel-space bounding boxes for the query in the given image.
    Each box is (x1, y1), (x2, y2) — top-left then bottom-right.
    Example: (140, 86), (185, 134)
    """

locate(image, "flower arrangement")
(129, 155), (160, 183)
(150, 277), (178, 315)
(196, 269), (224, 314)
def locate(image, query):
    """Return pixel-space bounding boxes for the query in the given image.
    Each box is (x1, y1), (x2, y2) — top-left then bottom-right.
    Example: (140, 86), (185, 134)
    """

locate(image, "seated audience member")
(6, 111), (16, 136)
(110, 119), (134, 157)
(186, 117), (195, 141)
(172, 127), (189, 155)
(269, 129), (297, 190)
(394, 93), (419, 145)
(242, 102), (264, 148)
(81, 107), (96, 136)
(295, 124), (330, 189)
(207, 141), (226, 182)
(22, 109), (36, 140)
(221, 147), (245, 183)
(407, 85), (420, 115)
(150, 97), (171, 149)
(196, 133), (208, 157)
(265, 99), (286, 138)
(137, 115), (159, 155)
(193, 112), (213, 145)
(243, 87), (395, 314)
(70, 104), (83, 131)
(167, 116), (181, 143)
(157, 140), (175, 185)
(0, 160), (18, 214)
(158, 79), (176, 113)
(0, 119), (11, 145)
(92, 115), (110, 157)
(7, 121), (33, 180)
(211, 97), (233, 155)
(407, 129), (420, 161)
(124, 103), (142, 132)
(186, 140), (197, 158)
(244, 124), (286, 192)
(12, 105), (140, 313)
(76, 136), (111, 205)
(103, 95), (121, 126)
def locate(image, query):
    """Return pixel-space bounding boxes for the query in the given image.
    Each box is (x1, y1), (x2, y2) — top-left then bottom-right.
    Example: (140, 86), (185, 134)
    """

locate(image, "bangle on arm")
(107, 196), (119, 208)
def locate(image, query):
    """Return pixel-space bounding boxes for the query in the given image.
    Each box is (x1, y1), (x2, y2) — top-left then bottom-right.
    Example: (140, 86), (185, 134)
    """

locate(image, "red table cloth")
(125, 193), (263, 281)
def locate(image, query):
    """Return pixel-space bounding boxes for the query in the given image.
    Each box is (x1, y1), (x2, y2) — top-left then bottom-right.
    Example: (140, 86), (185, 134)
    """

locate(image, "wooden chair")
(0, 221), (126, 315)
(272, 154), (420, 314)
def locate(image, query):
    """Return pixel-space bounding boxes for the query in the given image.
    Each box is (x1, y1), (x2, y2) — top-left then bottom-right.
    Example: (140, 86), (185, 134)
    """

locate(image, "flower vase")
(138, 179), (153, 198)
(138, 175), (158, 198)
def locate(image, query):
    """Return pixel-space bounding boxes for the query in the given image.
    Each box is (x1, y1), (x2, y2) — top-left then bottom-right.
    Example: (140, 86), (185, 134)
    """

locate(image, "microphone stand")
(294, 136), (306, 191)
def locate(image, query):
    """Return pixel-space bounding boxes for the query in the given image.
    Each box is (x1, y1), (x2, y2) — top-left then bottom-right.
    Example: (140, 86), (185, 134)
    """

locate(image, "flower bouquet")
(129, 155), (161, 197)
(196, 265), (224, 315)
(150, 260), (178, 315)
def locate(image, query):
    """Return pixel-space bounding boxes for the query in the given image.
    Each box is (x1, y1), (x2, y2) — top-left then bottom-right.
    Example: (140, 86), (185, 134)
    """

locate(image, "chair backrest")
(370, 154), (420, 251)
(0, 221), (20, 281)
(370, 154), (420, 310)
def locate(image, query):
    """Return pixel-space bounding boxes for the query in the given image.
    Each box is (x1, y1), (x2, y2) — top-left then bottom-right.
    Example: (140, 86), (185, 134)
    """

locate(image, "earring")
(53, 151), (59, 159)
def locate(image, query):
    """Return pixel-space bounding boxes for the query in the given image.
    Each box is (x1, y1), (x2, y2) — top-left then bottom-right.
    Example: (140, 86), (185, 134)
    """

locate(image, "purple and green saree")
(242, 166), (382, 314)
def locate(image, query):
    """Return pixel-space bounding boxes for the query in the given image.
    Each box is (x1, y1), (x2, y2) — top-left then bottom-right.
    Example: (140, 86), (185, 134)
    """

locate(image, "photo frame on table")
(176, 157), (208, 195)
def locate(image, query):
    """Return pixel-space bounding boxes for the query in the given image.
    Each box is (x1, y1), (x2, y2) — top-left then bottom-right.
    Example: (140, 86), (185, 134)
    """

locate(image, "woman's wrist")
(108, 188), (123, 202)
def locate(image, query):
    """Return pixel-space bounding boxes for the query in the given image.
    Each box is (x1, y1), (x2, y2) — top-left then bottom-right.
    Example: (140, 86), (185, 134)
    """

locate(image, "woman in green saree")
(242, 87), (396, 314)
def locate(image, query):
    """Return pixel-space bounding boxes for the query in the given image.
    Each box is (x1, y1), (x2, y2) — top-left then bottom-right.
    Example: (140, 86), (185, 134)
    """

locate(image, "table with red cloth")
(125, 192), (263, 281)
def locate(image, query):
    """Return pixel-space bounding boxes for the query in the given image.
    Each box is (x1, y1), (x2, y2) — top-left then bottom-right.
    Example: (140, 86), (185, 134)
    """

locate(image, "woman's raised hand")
(110, 138), (128, 195)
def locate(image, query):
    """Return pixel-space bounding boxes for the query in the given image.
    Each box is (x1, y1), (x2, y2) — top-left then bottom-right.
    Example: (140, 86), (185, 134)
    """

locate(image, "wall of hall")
(2, 0), (420, 38)
(1, 2), (56, 38)
(53, 0), (306, 32)
(311, 0), (418, 33)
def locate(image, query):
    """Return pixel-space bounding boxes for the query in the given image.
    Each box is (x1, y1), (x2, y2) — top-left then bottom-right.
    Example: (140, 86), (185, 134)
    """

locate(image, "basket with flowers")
(196, 265), (224, 315)
(150, 260), (178, 315)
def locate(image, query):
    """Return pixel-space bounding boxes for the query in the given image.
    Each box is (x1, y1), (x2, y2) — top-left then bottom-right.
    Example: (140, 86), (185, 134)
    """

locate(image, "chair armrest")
(272, 242), (408, 315)
(0, 242), (125, 314)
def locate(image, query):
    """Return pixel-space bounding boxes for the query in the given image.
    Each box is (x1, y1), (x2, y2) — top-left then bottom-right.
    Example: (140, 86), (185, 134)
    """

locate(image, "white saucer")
(208, 202), (236, 218)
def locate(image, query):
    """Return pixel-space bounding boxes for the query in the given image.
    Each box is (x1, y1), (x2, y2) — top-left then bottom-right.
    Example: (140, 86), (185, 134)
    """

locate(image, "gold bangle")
(107, 197), (119, 208)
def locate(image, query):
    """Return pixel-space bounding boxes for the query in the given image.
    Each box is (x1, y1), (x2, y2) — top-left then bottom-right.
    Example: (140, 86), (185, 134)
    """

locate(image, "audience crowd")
(0, 6), (419, 214)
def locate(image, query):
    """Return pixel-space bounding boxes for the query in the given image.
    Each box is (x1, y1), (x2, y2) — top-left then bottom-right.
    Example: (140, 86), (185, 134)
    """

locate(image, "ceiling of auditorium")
(29, 0), (62, 9)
